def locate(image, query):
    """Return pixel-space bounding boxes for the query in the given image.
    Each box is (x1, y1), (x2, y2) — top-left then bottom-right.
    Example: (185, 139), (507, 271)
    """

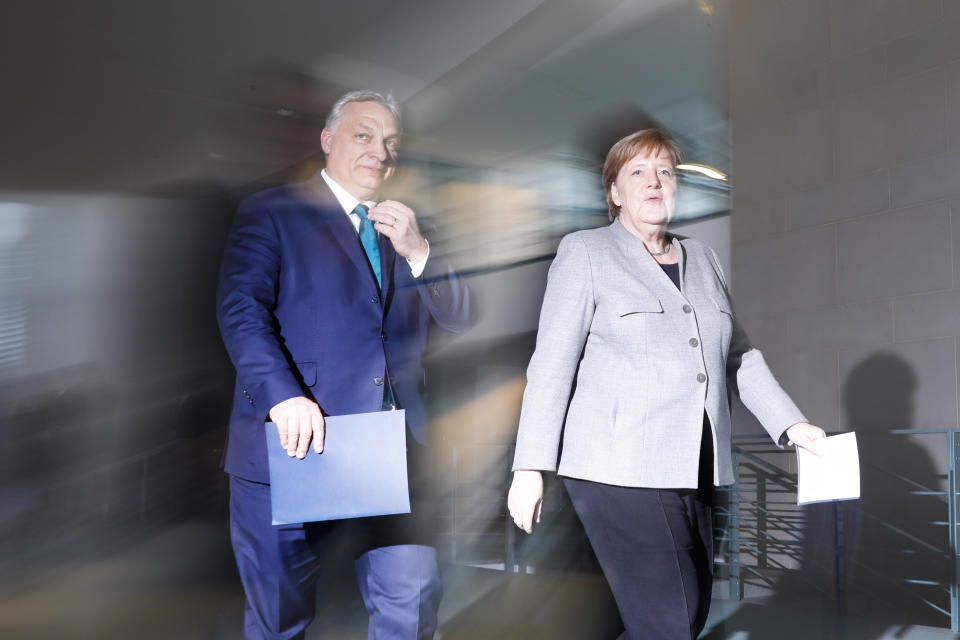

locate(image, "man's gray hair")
(325, 90), (402, 132)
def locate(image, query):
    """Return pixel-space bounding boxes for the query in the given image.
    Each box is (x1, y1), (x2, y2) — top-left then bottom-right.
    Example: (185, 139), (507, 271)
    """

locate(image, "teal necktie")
(354, 204), (381, 288)
(354, 204), (394, 408)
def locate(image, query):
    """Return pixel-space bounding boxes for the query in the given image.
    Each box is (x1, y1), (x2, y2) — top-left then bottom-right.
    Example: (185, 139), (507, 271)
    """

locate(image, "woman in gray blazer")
(507, 129), (826, 639)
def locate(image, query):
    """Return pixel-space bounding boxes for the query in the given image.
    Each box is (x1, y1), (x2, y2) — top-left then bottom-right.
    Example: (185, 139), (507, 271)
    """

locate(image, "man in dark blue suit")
(217, 90), (471, 639)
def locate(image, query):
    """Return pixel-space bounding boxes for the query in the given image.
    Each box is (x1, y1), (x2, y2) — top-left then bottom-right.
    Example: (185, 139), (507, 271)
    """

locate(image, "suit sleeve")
(708, 247), (806, 445)
(216, 196), (303, 416)
(414, 253), (473, 334)
(512, 235), (596, 472)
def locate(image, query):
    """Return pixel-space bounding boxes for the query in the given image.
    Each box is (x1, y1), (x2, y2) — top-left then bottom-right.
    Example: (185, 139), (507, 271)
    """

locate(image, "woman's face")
(609, 147), (677, 232)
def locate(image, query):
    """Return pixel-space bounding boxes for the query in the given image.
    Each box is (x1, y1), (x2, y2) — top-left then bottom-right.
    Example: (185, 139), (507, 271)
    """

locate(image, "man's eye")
(356, 134), (369, 142)
(386, 140), (398, 151)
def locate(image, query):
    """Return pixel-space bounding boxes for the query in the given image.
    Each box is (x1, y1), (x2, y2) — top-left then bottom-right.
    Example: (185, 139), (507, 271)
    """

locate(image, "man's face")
(321, 101), (400, 200)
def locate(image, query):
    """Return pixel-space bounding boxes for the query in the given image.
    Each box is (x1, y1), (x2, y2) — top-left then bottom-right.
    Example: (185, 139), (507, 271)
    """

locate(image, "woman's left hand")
(786, 422), (827, 456)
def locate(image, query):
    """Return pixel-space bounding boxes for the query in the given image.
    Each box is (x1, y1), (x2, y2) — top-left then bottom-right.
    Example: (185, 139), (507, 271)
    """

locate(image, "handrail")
(724, 429), (960, 632)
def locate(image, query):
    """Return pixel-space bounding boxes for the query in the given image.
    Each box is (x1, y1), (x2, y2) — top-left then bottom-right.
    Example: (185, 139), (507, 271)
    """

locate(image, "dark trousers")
(229, 474), (442, 640)
(563, 418), (715, 640)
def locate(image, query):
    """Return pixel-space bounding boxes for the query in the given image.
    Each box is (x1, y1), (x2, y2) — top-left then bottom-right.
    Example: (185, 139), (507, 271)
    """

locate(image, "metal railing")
(483, 430), (960, 630)
(719, 429), (960, 633)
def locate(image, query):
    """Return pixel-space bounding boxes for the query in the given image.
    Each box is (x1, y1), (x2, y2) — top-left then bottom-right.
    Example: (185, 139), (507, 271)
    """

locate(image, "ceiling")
(0, 0), (729, 195)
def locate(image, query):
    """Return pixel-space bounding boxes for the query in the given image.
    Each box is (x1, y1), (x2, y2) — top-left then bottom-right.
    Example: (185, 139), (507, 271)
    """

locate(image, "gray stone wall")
(731, 0), (960, 438)
(729, 0), (960, 623)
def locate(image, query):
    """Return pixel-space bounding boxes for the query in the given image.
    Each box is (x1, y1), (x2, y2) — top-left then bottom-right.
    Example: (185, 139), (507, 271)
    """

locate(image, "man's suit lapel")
(378, 232), (395, 302)
(301, 180), (385, 293)
(325, 207), (380, 287)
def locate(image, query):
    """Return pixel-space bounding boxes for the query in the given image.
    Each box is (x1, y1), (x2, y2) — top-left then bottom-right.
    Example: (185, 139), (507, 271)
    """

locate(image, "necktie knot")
(354, 203), (370, 221)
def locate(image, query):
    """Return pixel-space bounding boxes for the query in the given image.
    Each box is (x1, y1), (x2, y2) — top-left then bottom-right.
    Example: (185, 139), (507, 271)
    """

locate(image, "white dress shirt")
(320, 169), (429, 277)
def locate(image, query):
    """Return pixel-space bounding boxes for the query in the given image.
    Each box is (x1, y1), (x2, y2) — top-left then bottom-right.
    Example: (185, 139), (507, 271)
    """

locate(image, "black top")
(659, 262), (681, 290)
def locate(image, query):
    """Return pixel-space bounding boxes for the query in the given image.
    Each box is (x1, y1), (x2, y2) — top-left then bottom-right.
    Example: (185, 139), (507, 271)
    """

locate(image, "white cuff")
(407, 239), (429, 278)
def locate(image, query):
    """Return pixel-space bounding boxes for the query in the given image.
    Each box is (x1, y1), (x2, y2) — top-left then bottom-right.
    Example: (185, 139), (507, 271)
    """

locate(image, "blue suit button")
(374, 377), (384, 386)
(371, 295), (379, 303)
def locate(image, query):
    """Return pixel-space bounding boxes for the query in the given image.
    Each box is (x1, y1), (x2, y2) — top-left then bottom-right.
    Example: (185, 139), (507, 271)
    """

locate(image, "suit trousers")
(562, 418), (715, 640)
(229, 473), (442, 640)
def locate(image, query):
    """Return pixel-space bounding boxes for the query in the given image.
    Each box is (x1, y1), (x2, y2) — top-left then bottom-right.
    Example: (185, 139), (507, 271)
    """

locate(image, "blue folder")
(265, 410), (410, 524)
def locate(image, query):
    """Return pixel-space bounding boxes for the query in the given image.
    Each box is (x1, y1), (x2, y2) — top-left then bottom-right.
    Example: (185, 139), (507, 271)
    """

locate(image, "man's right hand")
(269, 396), (325, 458)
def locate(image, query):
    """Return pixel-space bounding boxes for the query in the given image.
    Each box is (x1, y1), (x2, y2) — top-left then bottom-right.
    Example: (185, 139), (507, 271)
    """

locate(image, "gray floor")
(1, 520), (957, 639)
(702, 597), (959, 640)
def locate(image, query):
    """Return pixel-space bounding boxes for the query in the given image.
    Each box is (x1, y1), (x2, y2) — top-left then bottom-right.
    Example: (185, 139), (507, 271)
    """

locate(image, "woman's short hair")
(325, 90), (402, 133)
(602, 129), (682, 220)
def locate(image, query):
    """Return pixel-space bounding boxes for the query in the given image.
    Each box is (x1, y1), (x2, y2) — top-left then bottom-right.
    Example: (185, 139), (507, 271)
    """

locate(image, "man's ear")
(320, 128), (332, 154)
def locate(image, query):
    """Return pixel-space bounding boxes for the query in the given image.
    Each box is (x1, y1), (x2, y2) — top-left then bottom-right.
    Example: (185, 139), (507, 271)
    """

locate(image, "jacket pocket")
(618, 298), (663, 317)
(712, 297), (734, 316)
(294, 361), (317, 387)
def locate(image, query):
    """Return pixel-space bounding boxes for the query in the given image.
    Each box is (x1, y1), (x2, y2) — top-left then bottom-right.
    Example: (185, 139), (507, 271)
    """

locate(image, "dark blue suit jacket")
(217, 181), (471, 483)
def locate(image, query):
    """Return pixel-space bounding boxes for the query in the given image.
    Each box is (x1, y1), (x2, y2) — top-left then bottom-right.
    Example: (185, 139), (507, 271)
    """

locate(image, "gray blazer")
(512, 219), (806, 488)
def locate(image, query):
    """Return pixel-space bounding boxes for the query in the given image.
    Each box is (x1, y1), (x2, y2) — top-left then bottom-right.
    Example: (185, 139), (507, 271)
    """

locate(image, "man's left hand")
(369, 200), (428, 262)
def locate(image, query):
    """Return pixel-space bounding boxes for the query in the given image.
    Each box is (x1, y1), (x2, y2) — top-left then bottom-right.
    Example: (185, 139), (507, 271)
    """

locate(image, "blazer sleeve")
(512, 234), (596, 472)
(216, 196), (303, 415)
(414, 255), (473, 334)
(707, 247), (807, 445)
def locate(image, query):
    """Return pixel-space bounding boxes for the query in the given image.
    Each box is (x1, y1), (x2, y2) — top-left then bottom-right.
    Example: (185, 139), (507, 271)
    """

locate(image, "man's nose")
(370, 139), (389, 160)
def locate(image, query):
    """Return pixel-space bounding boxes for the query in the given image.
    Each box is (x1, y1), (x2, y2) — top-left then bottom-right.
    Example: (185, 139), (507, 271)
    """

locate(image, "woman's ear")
(610, 183), (621, 207)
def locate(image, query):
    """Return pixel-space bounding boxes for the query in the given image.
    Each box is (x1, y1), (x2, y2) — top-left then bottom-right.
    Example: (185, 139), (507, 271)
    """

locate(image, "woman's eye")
(660, 169), (673, 177)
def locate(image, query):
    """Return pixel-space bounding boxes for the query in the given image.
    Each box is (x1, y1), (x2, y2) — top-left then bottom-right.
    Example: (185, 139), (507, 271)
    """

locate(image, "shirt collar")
(320, 169), (377, 215)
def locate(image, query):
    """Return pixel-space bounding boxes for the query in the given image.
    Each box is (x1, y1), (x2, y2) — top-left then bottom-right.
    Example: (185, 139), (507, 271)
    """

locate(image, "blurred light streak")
(678, 162), (728, 181)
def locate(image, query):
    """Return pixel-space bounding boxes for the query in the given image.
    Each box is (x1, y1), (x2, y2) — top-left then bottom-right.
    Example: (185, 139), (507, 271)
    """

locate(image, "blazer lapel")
(675, 235), (686, 291)
(324, 207), (378, 288)
(298, 179), (382, 289)
(378, 232), (395, 302)
(609, 218), (687, 300)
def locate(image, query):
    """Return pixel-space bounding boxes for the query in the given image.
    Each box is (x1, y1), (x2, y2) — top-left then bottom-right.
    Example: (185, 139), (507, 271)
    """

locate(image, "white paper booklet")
(796, 432), (861, 505)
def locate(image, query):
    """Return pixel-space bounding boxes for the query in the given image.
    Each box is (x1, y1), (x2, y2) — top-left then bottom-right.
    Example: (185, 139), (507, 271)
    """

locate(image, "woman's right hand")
(508, 470), (544, 534)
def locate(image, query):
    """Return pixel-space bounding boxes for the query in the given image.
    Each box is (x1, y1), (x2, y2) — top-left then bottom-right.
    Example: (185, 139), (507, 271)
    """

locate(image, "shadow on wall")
(843, 353), (947, 629)
(706, 352), (948, 639)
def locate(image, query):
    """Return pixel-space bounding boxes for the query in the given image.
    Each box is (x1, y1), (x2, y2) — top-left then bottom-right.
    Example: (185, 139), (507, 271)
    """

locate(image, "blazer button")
(374, 377), (384, 386)
(696, 373), (706, 383)
(689, 337), (699, 347)
(682, 304), (692, 313)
